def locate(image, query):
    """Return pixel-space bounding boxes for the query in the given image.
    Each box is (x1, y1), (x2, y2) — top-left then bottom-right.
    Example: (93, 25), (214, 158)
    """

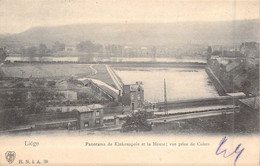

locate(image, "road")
(89, 64), (97, 75)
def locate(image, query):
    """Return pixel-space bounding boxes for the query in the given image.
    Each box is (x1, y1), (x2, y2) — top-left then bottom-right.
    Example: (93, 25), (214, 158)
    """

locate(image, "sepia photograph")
(0, 0), (259, 165)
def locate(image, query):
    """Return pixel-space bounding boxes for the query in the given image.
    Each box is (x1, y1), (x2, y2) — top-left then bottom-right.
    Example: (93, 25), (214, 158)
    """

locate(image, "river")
(6, 56), (206, 63)
(113, 67), (218, 102)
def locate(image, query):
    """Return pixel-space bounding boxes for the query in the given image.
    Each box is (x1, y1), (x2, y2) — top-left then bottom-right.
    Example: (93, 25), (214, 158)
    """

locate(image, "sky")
(0, 0), (259, 34)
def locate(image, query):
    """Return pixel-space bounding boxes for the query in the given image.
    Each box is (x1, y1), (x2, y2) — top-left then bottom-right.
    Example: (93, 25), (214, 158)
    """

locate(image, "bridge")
(105, 65), (123, 95)
(144, 94), (246, 124)
(154, 95), (246, 110)
(148, 108), (238, 123)
(78, 78), (119, 101)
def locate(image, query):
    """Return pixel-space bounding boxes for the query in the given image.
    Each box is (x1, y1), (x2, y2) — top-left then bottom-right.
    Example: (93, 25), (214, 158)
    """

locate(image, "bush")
(121, 111), (152, 132)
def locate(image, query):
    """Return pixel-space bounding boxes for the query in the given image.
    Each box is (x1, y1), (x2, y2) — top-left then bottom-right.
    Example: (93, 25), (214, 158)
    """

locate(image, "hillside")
(0, 20), (259, 47)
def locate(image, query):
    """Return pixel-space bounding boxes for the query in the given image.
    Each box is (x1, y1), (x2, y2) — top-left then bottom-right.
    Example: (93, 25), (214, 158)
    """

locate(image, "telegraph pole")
(164, 79), (168, 115)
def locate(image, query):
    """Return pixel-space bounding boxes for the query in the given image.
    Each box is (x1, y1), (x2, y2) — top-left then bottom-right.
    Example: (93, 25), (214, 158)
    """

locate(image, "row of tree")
(21, 44), (50, 57)
(18, 40), (209, 58)
(19, 40), (125, 56)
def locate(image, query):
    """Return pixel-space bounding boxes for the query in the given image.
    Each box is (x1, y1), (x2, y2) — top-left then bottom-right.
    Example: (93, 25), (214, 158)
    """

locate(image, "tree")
(26, 46), (37, 57)
(38, 44), (48, 56)
(26, 100), (46, 114)
(20, 46), (27, 56)
(207, 46), (212, 54)
(105, 45), (112, 57)
(118, 45), (123, 56)
(94, 44), (103, 53)
(2, 107), (27, 129)
(105, 44), (123, 56)
(0, 47), (8, 63)
(151, 46), (157, 58)
(52, 41), (65, 52)
(121, 111), (152, 132)
(212, 50), (221, 56)
(76, 40), (94, 53)
(120, 94), (131, 106)
(241, 80), (251, 96)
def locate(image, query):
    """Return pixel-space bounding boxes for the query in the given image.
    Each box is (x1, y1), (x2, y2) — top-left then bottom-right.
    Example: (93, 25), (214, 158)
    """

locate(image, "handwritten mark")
(216, 136), (245, 166)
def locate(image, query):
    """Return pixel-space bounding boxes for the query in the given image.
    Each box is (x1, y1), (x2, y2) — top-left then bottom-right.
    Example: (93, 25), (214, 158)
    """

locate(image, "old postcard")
(0, 0), (259, 165)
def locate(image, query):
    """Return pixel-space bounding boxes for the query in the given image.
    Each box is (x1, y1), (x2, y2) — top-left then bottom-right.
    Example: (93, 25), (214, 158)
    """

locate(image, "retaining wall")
(205, 67), (227, 96)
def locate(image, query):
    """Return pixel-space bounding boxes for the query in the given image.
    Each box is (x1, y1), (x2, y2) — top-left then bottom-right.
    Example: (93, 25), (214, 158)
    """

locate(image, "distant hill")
(0, 20), (259, 47)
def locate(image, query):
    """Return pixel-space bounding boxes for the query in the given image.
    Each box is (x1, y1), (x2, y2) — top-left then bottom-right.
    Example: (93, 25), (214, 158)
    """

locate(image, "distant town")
(0, 40), (259, 135)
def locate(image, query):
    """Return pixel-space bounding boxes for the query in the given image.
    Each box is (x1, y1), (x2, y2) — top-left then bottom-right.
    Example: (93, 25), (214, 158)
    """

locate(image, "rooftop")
(46, 104), (104, 113)
(87, 104), (104, 110)
(215, 58), (230, 65)
(239, 97), (260, 109)
(129, 81), (143, 91)
(129, 84), (143, 91)
(225, 61), (241, 72)
(226, 92), (246, 97)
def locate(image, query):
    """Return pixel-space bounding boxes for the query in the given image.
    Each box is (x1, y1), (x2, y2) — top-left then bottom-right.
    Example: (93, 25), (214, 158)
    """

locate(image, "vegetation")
(121, 111), (152, 132)
(234, 108), (259, 133)
(0, 79), (66, 129)
(20, 44), (50, 57)
(240, 68), (259, 96)
(52, 41), (65, 52)
(119, 94), (131, 106)
(76, 40), (103, 53)
(0, 47), (8, 63)
(1, 107), (27, 129)
(77, 91), (108, 104)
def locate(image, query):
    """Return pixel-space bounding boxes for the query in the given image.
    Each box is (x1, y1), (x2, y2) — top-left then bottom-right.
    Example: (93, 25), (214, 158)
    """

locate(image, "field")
(0, 63), (116, 88)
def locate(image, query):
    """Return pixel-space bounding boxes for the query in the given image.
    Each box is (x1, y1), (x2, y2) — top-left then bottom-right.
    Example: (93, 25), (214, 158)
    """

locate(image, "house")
(65, 45), (76, 52)
(223, 59), (245, 84)
(122, 46), (133, 57)
(225, 60), (243, 73)
(240, 42), (260, 58)
(245, 58), (259, 70)
(78, 104), (103, 128)
(80, 79), (92, 87)
(137, 47), (149, 57)
(122, 81), (144, 111)
(46, 104), (104, 129)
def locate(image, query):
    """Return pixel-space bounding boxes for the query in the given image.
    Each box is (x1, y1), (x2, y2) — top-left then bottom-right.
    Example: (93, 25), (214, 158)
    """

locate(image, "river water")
(6, 56), (206, 63)
(114, 67), (218, 102)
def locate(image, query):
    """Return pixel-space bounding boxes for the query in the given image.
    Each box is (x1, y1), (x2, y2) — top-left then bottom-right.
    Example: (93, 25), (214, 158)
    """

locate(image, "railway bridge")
(154, 95), (246, 110)
(145, 94), (246, 123)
